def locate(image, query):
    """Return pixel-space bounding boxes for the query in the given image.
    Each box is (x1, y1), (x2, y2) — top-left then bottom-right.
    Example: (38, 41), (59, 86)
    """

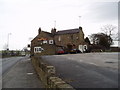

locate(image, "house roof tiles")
(55, 28), (80, 35)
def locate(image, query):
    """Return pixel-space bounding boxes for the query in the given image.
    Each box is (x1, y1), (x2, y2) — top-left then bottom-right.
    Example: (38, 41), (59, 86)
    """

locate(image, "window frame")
(49, 40), (54, 44)
(34, 47), (43, 53)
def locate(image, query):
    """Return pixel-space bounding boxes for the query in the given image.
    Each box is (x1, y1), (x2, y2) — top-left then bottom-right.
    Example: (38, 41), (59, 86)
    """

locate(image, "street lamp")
(7, 33), (11, 50)
(79, 16), (81, 26)
(54, 20), (56, 28)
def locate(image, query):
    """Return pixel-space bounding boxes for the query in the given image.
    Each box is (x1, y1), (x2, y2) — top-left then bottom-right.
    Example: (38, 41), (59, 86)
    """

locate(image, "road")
(0, 56), (24, 89)
(41, 52), (119, 88)
(1, 57), (24, 76)
(1, 56), (44, 88)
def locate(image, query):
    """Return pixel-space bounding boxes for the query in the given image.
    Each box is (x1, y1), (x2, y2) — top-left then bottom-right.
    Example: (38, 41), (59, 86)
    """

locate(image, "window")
(83, 45), (87, 51)
(43, 40), (47, 44)
(34, 47), (44, 53)
(76, 37), (79, 40)
(49, 40), (54, 44)
(58, 36), (61, 41)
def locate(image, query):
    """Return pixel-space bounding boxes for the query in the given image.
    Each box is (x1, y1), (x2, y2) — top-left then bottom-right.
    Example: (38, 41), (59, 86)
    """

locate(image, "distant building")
(31, 27), (86, 56)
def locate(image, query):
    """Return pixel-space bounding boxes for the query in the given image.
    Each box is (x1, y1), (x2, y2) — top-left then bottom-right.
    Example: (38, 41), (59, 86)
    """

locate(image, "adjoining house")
(31, 27), (87, 56)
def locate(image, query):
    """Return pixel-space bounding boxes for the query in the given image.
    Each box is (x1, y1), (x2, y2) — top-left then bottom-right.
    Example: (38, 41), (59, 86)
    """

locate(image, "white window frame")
(58, 36), (61, 41)
(49, 40), (54, 44)
(34, 47), (44, 53)
(83, 45), (87, 51)
(43, 40), (47, 44)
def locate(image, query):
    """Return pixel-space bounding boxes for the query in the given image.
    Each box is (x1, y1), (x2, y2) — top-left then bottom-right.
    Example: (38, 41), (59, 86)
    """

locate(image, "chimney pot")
(79, 26), (82, 30)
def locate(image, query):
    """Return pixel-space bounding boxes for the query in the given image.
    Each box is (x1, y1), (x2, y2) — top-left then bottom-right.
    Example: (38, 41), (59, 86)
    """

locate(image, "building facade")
(31, 27), (86, 56)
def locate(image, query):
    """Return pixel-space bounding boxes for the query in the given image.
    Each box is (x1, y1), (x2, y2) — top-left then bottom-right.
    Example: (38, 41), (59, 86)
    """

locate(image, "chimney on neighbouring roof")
(79, 26), (82, 30)
(38, 27), (41, 34)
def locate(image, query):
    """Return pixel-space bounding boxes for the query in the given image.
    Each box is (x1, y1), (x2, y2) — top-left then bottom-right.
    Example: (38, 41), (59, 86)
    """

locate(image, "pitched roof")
(55, 28), (80, 35)
(42, 31), (53, 36)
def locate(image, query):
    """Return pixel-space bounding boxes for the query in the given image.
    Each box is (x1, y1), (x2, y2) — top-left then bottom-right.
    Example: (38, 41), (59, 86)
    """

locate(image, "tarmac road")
(1, 57), (24, 76)
(41, 52), (118, 88)
(0, 57), (24, 89)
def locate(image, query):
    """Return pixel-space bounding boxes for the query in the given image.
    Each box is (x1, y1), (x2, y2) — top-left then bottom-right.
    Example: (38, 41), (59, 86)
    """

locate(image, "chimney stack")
(51, 28), (56, 35)
(38, 27), (41, 34)
(79, 26), (82, 30)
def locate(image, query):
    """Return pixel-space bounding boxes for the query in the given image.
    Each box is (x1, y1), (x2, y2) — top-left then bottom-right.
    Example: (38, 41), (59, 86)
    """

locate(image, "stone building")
(31, 27), (86, 56)
(31, 28), (56, 56)
(54, 27), (85, 52)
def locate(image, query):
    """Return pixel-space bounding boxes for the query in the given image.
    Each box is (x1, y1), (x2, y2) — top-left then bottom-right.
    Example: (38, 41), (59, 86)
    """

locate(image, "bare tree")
(101, 24), (116, 37)
(112, 33), (119, 41)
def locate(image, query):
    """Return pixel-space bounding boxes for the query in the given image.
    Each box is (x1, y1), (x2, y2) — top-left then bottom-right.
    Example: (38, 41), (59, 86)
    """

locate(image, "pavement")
(2, 57), (44, 88)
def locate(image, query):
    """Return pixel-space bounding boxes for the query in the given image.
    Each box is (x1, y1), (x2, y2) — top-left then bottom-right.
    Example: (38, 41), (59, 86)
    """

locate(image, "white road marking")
(89, 63), (98, 66)
(27, 73), (33, 75)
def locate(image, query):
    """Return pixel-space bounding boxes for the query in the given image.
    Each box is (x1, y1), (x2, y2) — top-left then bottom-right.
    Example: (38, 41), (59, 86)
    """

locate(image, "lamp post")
(54, 20), (56, 28)
(79, 16), (81, 26)
(7, 33), (11, 50)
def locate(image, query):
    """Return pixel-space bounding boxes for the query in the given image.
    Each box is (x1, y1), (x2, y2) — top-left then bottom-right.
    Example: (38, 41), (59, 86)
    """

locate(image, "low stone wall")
(31, 56), (75, 89)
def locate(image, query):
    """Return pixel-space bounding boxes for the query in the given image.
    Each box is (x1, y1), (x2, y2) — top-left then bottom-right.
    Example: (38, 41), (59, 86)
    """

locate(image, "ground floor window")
(34, 47), (44, 53)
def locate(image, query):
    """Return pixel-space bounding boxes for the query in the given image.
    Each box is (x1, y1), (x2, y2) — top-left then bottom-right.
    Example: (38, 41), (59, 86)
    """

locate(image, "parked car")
(70, 49), (77, 54)
(70, 49), (81, 54)
(76, 49), (82, 53)
(57, 49), (65, 54)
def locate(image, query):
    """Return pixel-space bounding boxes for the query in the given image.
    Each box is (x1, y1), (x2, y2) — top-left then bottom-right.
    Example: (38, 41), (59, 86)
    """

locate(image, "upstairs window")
(76, 37), (79, 40)
(43, 40), (47, 44)
(49, 40), (54, 44)
(58, 36), (61, 41)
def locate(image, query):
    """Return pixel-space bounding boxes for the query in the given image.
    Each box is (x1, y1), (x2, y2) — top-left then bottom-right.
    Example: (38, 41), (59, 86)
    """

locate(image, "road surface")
(1, 56), (44, 88)
(0, 57), (24, 89)
(41, 52), (119, 88)
(1, 57), (24, 76)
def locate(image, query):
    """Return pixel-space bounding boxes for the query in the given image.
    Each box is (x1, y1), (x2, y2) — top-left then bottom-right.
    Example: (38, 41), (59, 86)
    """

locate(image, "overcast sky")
(0, 0), (119, 50)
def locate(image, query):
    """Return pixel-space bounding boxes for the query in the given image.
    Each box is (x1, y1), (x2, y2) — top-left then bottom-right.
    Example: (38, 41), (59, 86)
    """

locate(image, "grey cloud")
(84, 2), (118, 23)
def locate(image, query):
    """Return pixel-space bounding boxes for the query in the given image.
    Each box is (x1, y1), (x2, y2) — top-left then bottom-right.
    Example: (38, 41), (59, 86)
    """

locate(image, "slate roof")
(55, 28), (80, 35)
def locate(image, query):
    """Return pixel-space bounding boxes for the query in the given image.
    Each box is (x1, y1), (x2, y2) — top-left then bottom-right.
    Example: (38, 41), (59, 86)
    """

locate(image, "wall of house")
(31, 31), (56, 56)
(54, 31), (85, 50)
(78, 29), (85, 44)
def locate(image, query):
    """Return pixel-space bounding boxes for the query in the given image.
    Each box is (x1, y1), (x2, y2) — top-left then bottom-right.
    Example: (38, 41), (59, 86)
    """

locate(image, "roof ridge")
(55, 28), (80, 35)
(57, 28), (79, 32)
